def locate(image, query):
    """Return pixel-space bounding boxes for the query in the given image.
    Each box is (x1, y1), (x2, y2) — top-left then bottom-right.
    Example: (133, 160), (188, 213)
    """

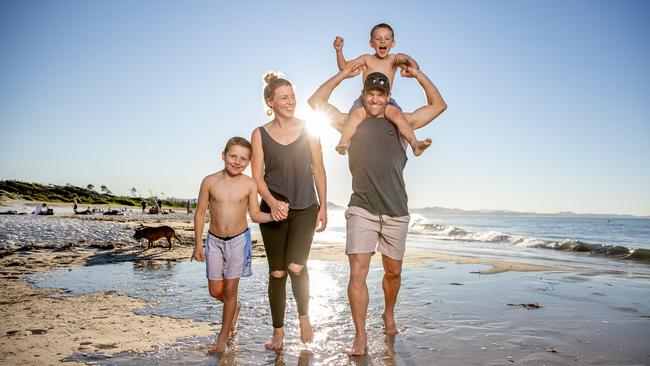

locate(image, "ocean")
(2, 211), (649, 272)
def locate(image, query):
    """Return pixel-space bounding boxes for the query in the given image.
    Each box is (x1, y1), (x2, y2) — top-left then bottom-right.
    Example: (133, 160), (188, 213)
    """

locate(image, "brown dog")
(133, 225), (181, 250)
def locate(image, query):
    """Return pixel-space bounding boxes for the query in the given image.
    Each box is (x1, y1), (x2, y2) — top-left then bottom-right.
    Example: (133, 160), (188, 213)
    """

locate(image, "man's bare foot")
(412, 138), (432, 156)
(264, 327), (284, 350)
(335, 143), (349, 155)
(230, 301), (241, 335)
(298, 314), (313, 343)
(208, 339), (227, 354)
(382, 313), (399, 335)
(346, 334), (368, 357)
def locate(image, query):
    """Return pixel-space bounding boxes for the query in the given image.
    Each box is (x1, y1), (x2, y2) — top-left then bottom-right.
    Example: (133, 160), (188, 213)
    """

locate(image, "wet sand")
(1, 201), (648, 365)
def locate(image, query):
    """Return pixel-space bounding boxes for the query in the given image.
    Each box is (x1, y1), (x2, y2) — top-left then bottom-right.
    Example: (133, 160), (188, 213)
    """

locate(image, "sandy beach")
(1, 200), (649, 365)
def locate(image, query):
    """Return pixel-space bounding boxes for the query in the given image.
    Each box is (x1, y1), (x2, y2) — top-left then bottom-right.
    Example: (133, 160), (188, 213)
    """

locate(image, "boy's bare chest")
(209, 183), (248, 205)
(364, 58), (396, 83)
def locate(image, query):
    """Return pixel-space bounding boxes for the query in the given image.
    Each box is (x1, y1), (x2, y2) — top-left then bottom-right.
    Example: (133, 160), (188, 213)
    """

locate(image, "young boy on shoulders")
(333, 23), (431, 156)
(191, 136), (287, 353)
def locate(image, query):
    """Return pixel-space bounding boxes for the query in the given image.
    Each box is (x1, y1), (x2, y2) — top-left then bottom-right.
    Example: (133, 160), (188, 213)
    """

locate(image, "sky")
(1, 0), (649, 216)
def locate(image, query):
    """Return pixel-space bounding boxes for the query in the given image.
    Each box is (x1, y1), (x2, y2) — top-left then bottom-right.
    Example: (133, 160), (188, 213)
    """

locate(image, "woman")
(251, 72), (328, 350)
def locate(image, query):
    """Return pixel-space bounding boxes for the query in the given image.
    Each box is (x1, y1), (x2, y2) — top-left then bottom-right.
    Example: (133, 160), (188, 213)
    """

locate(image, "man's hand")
(191, 246), (205, 262)
(333, 36), (344, 52)
(396, 53), (419, 76)
(341, 60), (363, 79)
(399, 64), (421, 78)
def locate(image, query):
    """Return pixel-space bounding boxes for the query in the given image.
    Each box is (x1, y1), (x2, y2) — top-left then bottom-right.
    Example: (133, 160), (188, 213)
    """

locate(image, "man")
(308, 62), (446, 356)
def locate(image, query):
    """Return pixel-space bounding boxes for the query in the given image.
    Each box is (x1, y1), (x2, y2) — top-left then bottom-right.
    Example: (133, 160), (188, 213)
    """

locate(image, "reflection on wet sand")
(19, 255), (650, 365)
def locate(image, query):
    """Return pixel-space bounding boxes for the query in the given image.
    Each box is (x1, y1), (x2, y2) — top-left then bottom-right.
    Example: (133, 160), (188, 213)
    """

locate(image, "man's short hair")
(223, 137), (252, 154)
(363, 72), (390, 94)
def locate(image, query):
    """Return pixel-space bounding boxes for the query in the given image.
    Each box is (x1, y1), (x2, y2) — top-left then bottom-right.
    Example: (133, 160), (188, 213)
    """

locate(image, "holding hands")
(341, 60), (363, 79)
(395, 53), (420, 77)
(399, 64), (421, 79)
(271, 200), (289, 222)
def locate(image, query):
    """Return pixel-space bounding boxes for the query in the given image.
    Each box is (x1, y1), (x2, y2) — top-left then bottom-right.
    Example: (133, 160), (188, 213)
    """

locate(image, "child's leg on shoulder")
(337, 107), (367, 155)
(384, 105), (431, 157)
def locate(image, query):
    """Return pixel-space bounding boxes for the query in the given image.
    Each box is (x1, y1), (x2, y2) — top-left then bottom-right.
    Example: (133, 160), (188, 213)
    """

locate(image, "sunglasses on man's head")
(368, 77), (388, 86)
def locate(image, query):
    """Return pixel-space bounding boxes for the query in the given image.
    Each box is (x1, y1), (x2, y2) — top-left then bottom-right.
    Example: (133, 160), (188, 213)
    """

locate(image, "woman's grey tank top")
(259, 125), (318, 209)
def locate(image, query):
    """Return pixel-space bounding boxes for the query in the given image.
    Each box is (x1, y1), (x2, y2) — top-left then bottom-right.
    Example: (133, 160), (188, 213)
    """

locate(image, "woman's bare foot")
(346, 333), (368, 357)
(298, 314), (313, 343)
(412, 138), (432, 156)
(230, 301), (242, 335)
(264, 327), (284, 350)
(208, 339), (227, 354)
(382, 313), (398, 335)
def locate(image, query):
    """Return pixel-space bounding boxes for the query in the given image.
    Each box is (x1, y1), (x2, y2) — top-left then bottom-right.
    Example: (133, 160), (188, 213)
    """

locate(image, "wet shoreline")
(1, 212), (650, 365)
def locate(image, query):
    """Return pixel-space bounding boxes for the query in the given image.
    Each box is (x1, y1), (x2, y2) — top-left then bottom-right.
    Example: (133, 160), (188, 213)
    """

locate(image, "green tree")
(131, 187), (137, 197)
(86, 184), (94, 191)
(100, 185), (112, 195)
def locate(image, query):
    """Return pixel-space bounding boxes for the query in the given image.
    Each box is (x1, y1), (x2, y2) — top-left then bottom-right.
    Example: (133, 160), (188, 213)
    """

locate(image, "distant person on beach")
(158, 199), (163, 213)
(151, 201), (159, 214)
(186, 200), (191, 214)
(141, 199), (146, 214)
(73, 197), (78, 213)
(332, 23), (431, 157)
(33, 203), (47, 215)
(191, 136), (279, 353)
(251, 72), (328, 350)
(309, 62), (446, 356)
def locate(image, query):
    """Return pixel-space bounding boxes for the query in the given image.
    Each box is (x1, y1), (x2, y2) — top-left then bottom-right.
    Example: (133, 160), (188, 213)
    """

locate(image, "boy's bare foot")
(298, 314), (313, 343)
(264, 327), (284, 350)
(335, 143), (349, 155)
(382, 313), (399, 335)
(346, 333), (368, 357)
(230, 301), (241, 335)
(412, 138), (432, 156)
(208, 339), (227, 354)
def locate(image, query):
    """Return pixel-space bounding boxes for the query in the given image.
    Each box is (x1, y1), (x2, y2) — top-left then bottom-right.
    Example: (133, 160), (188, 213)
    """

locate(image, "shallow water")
(29, 259), (650, 365)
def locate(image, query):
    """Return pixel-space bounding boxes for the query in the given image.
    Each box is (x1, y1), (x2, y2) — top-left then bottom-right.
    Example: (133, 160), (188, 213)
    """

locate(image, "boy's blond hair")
(223, 137), (252, 154)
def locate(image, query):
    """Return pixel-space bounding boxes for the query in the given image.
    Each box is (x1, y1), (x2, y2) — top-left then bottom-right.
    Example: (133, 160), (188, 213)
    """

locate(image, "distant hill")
(411, 206), (649, 219)
(0, 180), (183, 207)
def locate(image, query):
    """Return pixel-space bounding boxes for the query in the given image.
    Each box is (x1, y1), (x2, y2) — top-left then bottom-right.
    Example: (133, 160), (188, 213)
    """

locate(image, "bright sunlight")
(299, 106), (339, 146)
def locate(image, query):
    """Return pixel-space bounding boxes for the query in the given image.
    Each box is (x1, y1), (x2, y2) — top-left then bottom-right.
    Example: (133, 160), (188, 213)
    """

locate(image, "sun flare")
(298, 106), (339, 149)
(302, 108), (331, 138)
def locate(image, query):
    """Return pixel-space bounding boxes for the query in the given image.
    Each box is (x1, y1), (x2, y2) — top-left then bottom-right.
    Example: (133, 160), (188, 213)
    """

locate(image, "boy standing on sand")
(333, 23), (431, 156)
(191, 137), (287, 353)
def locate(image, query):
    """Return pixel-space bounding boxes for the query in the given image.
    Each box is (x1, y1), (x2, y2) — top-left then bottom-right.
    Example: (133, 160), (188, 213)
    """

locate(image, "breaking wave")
(408, 221), (650, 263)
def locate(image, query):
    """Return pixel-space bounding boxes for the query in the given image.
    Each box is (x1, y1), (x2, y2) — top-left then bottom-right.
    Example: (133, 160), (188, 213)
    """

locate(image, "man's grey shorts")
(345, 206), (410, 260)
(205, 229), (252, 281)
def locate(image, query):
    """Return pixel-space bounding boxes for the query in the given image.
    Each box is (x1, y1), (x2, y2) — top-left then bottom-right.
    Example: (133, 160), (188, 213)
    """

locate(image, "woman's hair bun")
(263, 72), (279, 85)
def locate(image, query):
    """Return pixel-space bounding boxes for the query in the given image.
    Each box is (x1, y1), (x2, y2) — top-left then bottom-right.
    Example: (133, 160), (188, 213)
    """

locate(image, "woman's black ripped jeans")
(260, 199), (318, 329)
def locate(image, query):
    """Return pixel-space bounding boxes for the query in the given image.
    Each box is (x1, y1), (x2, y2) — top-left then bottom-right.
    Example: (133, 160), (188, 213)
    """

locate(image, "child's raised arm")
(333, 36), (347, 71)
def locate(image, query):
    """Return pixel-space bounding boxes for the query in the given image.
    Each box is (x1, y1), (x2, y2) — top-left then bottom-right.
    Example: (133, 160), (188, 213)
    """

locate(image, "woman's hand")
(271, 200), (289, 221)
(315, 207), (328, 232)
